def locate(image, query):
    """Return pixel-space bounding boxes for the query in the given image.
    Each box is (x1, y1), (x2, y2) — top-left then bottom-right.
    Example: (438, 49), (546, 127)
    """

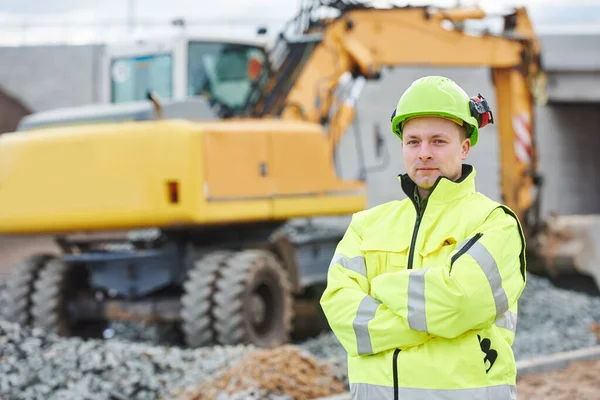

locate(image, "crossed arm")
(319, 207), (526, 357)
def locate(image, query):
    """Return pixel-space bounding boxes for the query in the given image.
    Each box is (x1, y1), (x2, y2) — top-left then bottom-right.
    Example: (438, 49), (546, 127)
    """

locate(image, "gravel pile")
(0, 319), (346, 400)
(2, 272), (600, 399)
(513, 273), (600, 360)
(178, 344), (346, 400)
(0, 319), (252, 400)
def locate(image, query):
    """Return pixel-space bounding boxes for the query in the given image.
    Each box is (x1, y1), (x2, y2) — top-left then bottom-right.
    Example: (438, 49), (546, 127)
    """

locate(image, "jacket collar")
(398, 164), (476, 205)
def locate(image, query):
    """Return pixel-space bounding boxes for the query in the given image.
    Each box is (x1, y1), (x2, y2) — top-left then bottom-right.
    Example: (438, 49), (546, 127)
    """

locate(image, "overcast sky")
(0, 0), (598, 45)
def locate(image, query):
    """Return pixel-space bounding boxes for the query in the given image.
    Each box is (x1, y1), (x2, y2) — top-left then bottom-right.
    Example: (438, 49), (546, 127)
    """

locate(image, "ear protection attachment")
(469, 93), (494, 129)
(390, 108), (399, 135)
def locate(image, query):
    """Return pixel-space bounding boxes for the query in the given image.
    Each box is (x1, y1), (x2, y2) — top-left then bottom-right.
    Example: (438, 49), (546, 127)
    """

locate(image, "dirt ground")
(517, 358), (600, 399)
(0, 235), (58, 274)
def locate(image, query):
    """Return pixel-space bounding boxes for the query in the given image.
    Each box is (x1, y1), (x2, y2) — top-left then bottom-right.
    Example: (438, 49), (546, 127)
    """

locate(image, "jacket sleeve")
(369, 206), (527, 339)
(320, 211), (432, 357)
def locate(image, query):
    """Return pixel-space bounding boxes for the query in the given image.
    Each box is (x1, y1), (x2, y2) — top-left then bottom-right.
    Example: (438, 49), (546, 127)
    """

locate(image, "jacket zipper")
(393, 348), (401, 400)
(407, 198), (427, 270)
(393, 196), (426, 398)
(450, 232), (483, 273)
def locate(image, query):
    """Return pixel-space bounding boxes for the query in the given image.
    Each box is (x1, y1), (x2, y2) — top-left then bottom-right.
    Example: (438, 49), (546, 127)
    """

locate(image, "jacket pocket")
(418, 234), (458, 269)
(362, 235), (411, 276)
(363, 250), (408, 277)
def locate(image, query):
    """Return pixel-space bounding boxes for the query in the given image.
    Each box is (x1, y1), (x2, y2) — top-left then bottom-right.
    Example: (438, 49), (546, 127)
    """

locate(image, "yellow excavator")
(0, 0), (546, 347)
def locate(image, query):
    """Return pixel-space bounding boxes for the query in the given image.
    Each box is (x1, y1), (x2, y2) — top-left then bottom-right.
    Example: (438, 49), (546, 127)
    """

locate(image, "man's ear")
(461, 138), (471, 160)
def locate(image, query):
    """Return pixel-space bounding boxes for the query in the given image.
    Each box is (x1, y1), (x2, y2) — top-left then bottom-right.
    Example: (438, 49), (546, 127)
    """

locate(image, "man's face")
(401, 116), (471, 191)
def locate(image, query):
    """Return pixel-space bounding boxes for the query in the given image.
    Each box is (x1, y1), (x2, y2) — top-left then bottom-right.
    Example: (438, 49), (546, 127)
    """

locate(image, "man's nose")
(418, 142), (433, 160)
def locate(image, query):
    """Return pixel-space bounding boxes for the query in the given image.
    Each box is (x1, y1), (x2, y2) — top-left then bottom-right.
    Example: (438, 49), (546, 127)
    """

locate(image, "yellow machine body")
(0, 119), (365, 234)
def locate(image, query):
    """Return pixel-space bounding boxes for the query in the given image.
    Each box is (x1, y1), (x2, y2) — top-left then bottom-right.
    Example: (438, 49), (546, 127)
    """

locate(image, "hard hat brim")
(392, 111), (479, 146)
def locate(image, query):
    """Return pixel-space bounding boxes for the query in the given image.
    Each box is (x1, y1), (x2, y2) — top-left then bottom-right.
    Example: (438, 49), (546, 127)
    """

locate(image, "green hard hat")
(391, 76), (486, 146)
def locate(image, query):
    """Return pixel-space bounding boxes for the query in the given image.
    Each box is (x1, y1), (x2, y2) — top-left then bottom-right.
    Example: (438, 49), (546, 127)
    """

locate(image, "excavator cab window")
(110, 53), (173, 103)
(187, 41), (268, 114)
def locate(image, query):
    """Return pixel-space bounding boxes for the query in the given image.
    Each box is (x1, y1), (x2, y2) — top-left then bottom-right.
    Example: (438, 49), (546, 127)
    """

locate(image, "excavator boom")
(250, 1), (545, 237)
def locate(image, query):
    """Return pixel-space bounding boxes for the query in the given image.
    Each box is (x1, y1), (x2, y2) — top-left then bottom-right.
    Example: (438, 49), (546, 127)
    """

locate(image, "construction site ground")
(2, 234), (600, 399)
(517, 357), (600, 399)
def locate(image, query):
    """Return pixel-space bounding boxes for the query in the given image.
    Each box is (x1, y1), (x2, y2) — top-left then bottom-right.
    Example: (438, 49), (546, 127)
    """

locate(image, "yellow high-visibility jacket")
(320, 165), (526, 400)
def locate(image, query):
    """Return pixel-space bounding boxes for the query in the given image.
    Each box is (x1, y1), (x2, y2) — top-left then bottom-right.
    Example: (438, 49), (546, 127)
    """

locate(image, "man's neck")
(416, 169), (464, 200)
(417, 186), (430, 200)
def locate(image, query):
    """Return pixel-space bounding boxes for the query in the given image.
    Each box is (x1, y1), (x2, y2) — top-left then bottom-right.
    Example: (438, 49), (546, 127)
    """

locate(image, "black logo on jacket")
(477, 335), (497, 373)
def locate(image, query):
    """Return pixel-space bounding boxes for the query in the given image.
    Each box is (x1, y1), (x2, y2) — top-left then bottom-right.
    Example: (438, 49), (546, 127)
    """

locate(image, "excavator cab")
(102, 35), (271, 117)
(17, 35), (272, 132)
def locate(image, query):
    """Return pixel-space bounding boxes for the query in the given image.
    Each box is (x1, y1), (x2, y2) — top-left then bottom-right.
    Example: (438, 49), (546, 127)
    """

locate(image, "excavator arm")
(252, 1), (546, 237)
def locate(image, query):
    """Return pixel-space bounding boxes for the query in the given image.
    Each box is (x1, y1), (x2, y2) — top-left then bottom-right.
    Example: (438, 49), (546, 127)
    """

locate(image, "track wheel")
(31, 259), (71, 336)
(3, 254), (54, 326)
(31, 258), (105, 338)
(213, 249), (293, 348)
(180, 251), (233, 348)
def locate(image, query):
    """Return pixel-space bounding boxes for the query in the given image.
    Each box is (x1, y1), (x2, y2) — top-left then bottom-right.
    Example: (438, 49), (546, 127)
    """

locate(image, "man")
(320, 76), (526, 400)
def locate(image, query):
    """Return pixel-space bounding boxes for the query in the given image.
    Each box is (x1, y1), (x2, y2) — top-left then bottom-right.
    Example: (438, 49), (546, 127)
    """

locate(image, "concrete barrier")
(516, 345), (600, 377)
(314, 394), (351, 400)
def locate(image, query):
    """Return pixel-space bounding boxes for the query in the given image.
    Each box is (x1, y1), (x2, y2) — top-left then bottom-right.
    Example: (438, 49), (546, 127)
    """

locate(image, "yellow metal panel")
(0, 120), (206, 234)
(269, 128), (336, 195)
(202, 200), (272, 224)
(203, 129), (273, 199)
(272, 193), (367, 219)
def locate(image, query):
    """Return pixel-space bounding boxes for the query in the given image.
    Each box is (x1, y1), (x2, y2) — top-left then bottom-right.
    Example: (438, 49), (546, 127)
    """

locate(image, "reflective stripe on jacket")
(320, 164), (526, 400)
